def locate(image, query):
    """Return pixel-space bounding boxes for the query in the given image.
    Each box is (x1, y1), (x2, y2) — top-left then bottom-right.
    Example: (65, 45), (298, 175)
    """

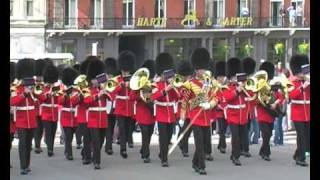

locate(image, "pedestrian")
(296, 5), (303, 27)
(279, 4), (286, 27)
(287, 4), (296, 27)
(10, 58), (37, 175)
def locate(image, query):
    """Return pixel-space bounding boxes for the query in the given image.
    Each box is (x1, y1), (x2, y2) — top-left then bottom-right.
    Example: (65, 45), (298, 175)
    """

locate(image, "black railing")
(46, 17), (310, 30)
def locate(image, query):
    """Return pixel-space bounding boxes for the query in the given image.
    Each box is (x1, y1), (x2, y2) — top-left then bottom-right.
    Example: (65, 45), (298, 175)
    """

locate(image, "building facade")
(10, 0), (47, 59)
(45, 0), (310, 68)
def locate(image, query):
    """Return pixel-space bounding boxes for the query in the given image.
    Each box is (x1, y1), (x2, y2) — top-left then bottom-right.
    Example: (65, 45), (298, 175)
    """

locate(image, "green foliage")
(297, 42), (309, 55)
(274, 42), (285, 55)
(214, 41), (230, 61)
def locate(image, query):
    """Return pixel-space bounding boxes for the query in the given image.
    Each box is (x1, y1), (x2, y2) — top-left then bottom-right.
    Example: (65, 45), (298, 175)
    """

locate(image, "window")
(64, 0), (77, 27)
(90, 0), (102, 27)
(238, 0), (249, 17)
(62, 39), (77, 60)
(212, 38), (229, 62)
(291, 0), (304, 27)
(183, 0), (196, 26)
(164, 38), (201, 64)
(155, 0), (165, 18)
(27, 0), (33, 17)
(213, 0), (224, 24)
(123, 0), (134, 27)
(270, 0), (282, 27)
(10, 1), (13, 16)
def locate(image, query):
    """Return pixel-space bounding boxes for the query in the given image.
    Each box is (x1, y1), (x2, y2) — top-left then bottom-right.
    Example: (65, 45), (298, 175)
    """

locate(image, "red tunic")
(84, 87), (110, 128)
(129, 90), (155, 125)
(113, 76), (134, 117)
(10, 85), (37, 129)
(289, 80), (310, 122)
(57, 88), (81, 127)
(37, 86), (60, 122)
(151, 81), (179, 124)
(222, 83), (249, 125)
(213, 90), (226, 119)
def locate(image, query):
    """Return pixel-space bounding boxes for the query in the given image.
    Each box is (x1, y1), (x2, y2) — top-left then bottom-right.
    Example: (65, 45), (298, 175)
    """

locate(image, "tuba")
(74, 75), (91, 97)
(130, 68), (153, 102)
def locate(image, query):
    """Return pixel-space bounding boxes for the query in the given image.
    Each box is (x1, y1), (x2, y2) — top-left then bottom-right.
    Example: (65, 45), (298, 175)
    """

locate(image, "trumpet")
(74, 75), (91, 97)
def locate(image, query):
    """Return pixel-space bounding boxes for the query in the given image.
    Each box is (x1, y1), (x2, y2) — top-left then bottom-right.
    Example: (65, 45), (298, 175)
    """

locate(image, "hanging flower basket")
(274, 42), (285, 55)
(298, 42), (309, 55)
(244, 43), (254, 56)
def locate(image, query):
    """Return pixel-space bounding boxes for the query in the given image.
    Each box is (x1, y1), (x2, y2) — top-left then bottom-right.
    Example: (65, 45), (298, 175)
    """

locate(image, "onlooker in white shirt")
(287, 5), (296, 27)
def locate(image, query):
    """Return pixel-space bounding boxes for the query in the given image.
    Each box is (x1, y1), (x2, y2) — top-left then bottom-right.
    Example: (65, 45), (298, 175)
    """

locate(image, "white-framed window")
(64, 0), (77, 28)
(291, 0), (304, 26)
(90, 0), (103, 28)
(213, 0), (224, 24)
(183, 0), (196, 27)
(238, 0), (249, 17)
(122, 0), (135, 27)
(270, 0), (283, 27)
(155, 0), (166, 18)
(10, 0), (13, 16)
(27, 0), (33, 17)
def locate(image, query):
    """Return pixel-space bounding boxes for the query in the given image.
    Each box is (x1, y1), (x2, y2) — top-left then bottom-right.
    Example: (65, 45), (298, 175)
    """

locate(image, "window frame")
(26, 0), (34, 17)
(64, 0), (78, 28)
(122, 0), (135, 28)
(183, 0), (196, 27)
(10, 0), (13, 16)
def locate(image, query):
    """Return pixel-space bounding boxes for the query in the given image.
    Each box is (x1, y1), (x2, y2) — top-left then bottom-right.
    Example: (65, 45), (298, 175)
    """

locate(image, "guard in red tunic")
(214, 61), (228, 154)
(72, 63), (82, 149)
(151, 53), (180, 167)
(130, 59), (156, 163)
(103, 57), (119, 155)
(58, 67), (81, 160)
(186, 48), (217, 175)
(76, 58), (92, 164)
(113, 51), (136, 159)
(289, 55), (310, 167)
(84, 59), (110, 169)
(241, 57), (257, 157)
(10, 58), (37, 175)
(222, 58), (250, 166)
(255, 62), (285, 161)
(33, 59), (48, 154)
(10, 62), (17, 168)
(176, 60), (194, 158)
(37, 65), (60, 157)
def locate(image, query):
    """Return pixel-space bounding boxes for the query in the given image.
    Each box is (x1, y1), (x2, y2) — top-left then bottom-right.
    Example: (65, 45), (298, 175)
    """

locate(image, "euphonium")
(130, 68), (154, 102)
(74, 75), (91, 97)
(172, 74), (185, 88)
(33, 81), (45, 95)
(104, 76), (120, 93)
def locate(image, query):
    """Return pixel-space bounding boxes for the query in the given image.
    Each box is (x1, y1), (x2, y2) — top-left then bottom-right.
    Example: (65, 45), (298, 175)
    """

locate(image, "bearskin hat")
(35, 59), (47, 77)
(57, 64), (69, 80)
(10, 62), (16, 83)
(191, 48), (211, 70)
(242, 57), (256, 75)
(290, 54), (310, 75)
(214, 61), (226, 77)
(227, 57), (241, 78)
(73, 64), (81, 72)
(259, 61), (275, 80)
(86, 59), (105, 82)
(80, 59), (91, 74)
(118, 51), (136, 72)
(43, 58), (54, 67)
(155, 52), (174, 76)
(176, 60), (194, 77)
(43, 65), (59, 84)
(142, 59), (156, 79)
(62, 67), (79, 87)
(104, 57), (118, 76)
(16, 58), (35, 79)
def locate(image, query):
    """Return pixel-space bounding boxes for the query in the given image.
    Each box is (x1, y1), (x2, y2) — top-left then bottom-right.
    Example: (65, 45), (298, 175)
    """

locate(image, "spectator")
(296, 5), (303, 27)
(287, 5), (296, 27)
(241, 6), (249, 17)
(279, 5), (286, 27)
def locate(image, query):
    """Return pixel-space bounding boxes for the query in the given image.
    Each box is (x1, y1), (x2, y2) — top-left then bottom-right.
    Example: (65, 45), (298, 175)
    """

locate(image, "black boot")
(192, 164), (199, 172)
(296, 160), (308, 167)
(105, 149), (113, 155)
(198, 169), (207, 175)
(143, 157), (151, 163)
(161, 161), (169, 167)
(94, 164), (101, 169)
(120, 151), (128, 159)
(205, 154), (214, 161)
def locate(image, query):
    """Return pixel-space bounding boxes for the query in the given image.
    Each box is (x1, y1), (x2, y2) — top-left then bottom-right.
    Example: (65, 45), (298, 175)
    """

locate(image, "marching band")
(10, 48), (310, 175)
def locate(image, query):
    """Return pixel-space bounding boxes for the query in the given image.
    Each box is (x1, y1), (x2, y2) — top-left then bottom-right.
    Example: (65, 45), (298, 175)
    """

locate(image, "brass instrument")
(33, 81), (45, 95)
(104, 75), (121, 93)
(172, 74), (185, 88)
(74, 75), (91, 97)
(270, 74), (294, 99)
(10, 79), (21, 92)
(129, 68), (154, 103)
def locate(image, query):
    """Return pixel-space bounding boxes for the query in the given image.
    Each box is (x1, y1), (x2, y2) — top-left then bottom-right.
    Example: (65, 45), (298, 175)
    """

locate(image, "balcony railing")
(46, 17), (310, 30)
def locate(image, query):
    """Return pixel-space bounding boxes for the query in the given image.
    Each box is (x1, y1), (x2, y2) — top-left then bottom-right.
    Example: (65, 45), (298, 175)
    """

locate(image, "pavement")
(10, 129), (310, 180)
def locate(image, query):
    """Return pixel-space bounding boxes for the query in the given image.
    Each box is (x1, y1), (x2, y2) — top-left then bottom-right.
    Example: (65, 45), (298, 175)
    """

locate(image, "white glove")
(199, 102), (211, 110)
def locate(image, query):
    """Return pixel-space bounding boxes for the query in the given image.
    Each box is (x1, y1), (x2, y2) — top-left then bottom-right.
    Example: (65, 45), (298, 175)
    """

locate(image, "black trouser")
(217, 118), (227, 149)
(43, 121), (57, 153)
(117, 116), (132, 152)
(192, 125), (206, 169)
(240, 122), (249, 153)
(259, 122), (273, 157)
(105, 114), (116, 150)
(211, 121), (216, 134)
(204, 126), (212, 155)
(10, 133), (14, 151)
(229, 124), (247, 159)
(75, 126), (82, 145)
(63, 127), (76, 157)
(139, 123), (155, 158)
(89, 128), (106, 165)
(158, 122), (174, 162)
(17, 128), (34, 170)
(293, 122), (310, 161)
(178, 119), (192, 153)
(128, 119), (135, 144)
(34, 116), (43, 148)
(78, 123), (91, 160)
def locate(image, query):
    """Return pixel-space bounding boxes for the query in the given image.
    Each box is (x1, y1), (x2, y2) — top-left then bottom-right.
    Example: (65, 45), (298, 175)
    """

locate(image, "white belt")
(40, 104), (59, 114)
(11, 106), (17, 122)
(133, 101), (137, 115)
(61, 107), (76, 112)
(116, 95), (129, 100)
(153, 101), (177, 116)
(291, 100), (310, 105)
(16, 106), (35, 111)
(88, 107), (106, 111)
(226, 104), (246, 109)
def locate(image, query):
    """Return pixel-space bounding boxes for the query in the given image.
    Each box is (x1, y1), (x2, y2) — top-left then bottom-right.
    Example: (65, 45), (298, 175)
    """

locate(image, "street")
(10, 130), (310, 180)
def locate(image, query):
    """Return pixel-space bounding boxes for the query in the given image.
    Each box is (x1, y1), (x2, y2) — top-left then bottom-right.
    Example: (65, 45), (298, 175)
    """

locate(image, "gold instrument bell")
(74, 75), (91, 97)
(10, 79), (21, 92)
(130, 68), (153, 102)
(104, 76), (120, 93)
(245, 70), (269, 92)
(33, 81), (45, 95)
